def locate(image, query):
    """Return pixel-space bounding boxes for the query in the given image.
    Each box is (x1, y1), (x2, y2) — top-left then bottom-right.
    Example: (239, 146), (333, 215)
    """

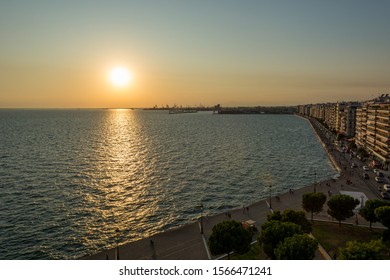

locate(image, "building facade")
(299, 94), (390, 168)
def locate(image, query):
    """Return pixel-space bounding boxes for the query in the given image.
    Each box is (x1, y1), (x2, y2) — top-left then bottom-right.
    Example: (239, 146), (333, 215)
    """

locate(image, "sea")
(0, 109), (337, 259)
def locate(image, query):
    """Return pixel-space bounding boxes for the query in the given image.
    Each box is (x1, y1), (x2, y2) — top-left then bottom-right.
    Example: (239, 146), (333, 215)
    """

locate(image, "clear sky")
(1, 0), (390, 108)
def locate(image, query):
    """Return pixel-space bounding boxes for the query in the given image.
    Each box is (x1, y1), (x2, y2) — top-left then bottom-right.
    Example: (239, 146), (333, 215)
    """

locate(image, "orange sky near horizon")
(1, 1), (390, 108)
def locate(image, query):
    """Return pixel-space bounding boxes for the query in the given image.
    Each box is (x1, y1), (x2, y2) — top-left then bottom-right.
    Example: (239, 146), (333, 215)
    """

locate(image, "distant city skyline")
(1, 0), (390, 108)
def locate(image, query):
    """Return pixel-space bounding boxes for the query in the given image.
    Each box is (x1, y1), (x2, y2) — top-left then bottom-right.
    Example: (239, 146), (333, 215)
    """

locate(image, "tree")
(274, 234), (318, 260)
(327, 194), (359, 227)
(208, 220), (252, 259)
(268, 209), (312, 233)
(359, 200), (390, 230)
(267, 210), (282, 221)
(258, 220), (303, 259)
(374, 206), (390, 244)
(374, 206), (390, 228)
(338, 240), (385, 260)
(302, 192), (327, 221)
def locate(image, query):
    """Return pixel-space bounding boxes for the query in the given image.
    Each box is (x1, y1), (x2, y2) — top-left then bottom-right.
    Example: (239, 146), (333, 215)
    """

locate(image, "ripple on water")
(0, 110), (336, 259)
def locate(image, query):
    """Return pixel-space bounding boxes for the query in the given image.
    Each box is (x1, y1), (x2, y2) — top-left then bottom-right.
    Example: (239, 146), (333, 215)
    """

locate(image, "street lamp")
(314, 172), (317, 193)
(269, 185), (272, 209)
(115, 228), (120, 260)
(200, 203), (204, 234)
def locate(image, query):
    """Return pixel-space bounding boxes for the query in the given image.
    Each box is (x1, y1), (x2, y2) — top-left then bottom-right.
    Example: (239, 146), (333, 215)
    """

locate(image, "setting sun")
(108, 66), (132, 87)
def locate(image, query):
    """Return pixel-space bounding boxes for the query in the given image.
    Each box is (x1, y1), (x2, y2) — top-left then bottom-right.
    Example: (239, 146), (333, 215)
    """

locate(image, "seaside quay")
(84, 117), (385, 260)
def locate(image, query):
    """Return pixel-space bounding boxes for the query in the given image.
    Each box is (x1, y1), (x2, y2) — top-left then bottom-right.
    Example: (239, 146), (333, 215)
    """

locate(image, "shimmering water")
(0, 109), (336, 259)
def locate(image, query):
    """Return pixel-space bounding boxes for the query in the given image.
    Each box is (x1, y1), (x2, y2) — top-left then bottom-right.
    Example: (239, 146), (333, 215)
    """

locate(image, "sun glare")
(109, 66), (132, 87)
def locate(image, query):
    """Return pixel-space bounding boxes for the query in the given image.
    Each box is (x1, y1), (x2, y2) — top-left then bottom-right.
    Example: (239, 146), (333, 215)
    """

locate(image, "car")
(375, 177), (385, 183)
(363, 166), (370, 171)
(381, 192), (390, 199)
(380, 185), (390, 199)
(376, 171), (384, 177)
(362, 173), (369, 179)
(374, 169), (381, 174)
(351, 162), (358, 168)
(383, 184), (390, 192)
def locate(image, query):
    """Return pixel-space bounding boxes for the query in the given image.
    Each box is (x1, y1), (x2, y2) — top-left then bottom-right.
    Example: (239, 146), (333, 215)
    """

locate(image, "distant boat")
(168, 109), (198, 114)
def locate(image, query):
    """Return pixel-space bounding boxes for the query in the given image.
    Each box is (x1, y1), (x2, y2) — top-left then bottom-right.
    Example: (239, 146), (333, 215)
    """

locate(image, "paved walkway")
(84, 116), (386, 260)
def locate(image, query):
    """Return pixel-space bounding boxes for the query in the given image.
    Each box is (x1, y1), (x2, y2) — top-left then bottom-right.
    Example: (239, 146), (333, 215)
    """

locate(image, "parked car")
(375, 177), (385, 183)
(376, 171), (384, 177)
(374, 169), (380, 174)
(381, 185), (390, 199)
(351, 162), (358, 168)
(362, 173), (369, 179)
(363, 166), (370, 171)
(381, 192), (390, 199)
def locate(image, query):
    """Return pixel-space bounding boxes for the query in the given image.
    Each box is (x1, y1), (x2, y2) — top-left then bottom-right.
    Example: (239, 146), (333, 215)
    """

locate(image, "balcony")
(372, 150), (387, 162)
(376, 133), (389, 143)
(377, 109), (390, 114)
(367, 136), (376, 145)
(376, 121), (389, 128)
(376, 126), (389, 135)
(374, 146), (389, 158)
(376, 138), (388, 149)
(376, 114), (389, 120)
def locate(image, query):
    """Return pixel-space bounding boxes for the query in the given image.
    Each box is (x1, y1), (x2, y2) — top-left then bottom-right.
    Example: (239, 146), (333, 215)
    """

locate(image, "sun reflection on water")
(79, 109), (164, 252)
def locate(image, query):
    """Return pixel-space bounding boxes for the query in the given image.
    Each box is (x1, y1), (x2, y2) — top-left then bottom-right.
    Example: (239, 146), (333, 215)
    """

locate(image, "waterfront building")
(355, 94), (390, 169)
(355, 104), (367, 148)
(324, 103), (338, 132)
(338, 103), (359, 138)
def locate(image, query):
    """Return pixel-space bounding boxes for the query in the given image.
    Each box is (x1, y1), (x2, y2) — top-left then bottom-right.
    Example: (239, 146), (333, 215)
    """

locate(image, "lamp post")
(314, 172), (317, 193)
(115, 228), (120, 260)
(200, 203), (204, 234)
(269, 185), (272, 209)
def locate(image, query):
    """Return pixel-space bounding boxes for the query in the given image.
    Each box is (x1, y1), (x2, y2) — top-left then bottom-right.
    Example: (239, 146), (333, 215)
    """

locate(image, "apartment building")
(355, 94), (390, 168)
(299, 94), (390, 168)
(338, 104), (359, 137)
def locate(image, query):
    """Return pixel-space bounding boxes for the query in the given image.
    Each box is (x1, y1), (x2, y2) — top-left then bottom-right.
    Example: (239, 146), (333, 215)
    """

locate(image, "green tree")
(359, 200), (390, 230)
(208, 220), (252, 259)
(268, 209), (312, 233)
(302, 192), (327, 221)
(267, 210), (282, 221)
(374, 206), (390, 244)
(281, 209), (312, 233)
(374, 206), (390, 228)
(327, 194), (359, 227)
(338, 240), (385, 260)
(274, 234), (318, 260)
(258, 220), (303, 259)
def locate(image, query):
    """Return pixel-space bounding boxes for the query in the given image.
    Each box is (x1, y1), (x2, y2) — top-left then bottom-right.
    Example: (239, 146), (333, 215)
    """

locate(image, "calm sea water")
(0, 109), (336, 259)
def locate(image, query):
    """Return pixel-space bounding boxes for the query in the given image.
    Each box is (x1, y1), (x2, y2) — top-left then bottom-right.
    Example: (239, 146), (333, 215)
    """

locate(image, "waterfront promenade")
(85, 116), (386, 260)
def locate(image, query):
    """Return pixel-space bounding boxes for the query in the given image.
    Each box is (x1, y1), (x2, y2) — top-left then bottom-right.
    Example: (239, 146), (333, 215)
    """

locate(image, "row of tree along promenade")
(84, 115), (389, 260)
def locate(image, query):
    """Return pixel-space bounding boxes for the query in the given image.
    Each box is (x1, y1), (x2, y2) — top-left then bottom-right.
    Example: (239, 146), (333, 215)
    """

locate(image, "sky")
(1, 0), (390, 108)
